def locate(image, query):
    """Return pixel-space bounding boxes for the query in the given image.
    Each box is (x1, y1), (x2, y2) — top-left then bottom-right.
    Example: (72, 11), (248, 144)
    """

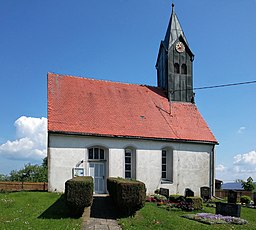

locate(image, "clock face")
(175, 42), (185, 53)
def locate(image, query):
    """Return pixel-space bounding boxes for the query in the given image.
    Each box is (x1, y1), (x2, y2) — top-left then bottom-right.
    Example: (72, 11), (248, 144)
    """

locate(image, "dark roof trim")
(155, 40), (167, 68)
(48, 130), (218, 145)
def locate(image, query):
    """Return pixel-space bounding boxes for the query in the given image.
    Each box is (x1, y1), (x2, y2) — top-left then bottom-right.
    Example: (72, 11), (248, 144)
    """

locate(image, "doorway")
(89, 162), (105, 194)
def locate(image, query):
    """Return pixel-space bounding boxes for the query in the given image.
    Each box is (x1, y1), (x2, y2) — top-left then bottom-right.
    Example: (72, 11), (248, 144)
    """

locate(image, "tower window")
(181, 64), (187, 74)
(174, 63), (180, 74)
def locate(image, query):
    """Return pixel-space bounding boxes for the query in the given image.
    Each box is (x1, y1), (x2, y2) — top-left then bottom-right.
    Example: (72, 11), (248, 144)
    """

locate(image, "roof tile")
(48, 73), (217, 143)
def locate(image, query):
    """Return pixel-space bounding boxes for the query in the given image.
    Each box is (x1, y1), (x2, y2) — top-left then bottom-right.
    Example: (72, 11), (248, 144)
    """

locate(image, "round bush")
(240, 195), (251, 204)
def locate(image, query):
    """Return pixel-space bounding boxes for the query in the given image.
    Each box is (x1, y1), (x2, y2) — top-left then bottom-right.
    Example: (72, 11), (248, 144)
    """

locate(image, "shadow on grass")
(38, 194), (80, 219)
(90, 196), (121, 219)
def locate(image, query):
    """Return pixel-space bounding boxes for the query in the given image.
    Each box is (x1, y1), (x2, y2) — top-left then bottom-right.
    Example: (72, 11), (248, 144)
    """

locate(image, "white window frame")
(162, 150), (167, 180)
(125, 148), (136, 179)
(88, 147), (105, 161)
(161, 148), (173, 183)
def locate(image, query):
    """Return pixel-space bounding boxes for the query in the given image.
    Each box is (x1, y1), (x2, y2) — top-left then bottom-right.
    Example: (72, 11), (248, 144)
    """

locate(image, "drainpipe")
(210, 145), (215, 197)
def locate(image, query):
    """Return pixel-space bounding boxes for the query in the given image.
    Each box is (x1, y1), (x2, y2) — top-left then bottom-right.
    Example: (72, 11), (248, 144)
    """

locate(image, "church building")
(47, 5), (217, 195)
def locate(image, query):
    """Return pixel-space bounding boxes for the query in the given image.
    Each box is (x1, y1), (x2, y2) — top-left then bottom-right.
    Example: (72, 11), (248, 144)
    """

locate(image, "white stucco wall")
(48, 133), (214, 196)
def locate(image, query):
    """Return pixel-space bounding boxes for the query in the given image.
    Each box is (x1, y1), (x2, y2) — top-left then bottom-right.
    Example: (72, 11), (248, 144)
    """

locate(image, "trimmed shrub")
(107, 177), (146, 216)
(169, 194), (185, 203)
(240, 195), (251, 205)
(65, 176), (93, 215)
(185, 196), (203, 210)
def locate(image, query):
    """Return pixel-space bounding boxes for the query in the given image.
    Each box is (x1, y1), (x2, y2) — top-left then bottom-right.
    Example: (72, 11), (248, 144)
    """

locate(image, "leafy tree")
(8, 157), (48, 182)
(238, 177), (256, 191)
(0, 174), (10, 181)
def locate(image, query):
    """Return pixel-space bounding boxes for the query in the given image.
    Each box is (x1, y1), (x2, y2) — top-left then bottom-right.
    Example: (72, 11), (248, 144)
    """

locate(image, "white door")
(89, 162), (105, 194)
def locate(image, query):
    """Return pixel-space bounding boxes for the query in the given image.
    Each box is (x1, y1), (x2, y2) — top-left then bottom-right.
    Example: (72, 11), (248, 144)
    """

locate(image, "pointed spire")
(164, 3), (188, 49)
(172, 3), (175, 12)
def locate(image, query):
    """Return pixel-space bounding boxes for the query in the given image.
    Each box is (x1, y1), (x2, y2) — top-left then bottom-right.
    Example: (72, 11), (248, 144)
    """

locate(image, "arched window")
(88, 147), (105, 160)
(125, 148), (136, 179)
(181, 64), (187, 74)
(161, 148), (173, 183)
(174, 63), (180, 74)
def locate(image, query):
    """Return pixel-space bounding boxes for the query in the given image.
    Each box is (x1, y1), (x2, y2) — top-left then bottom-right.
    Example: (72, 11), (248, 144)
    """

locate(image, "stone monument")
(216, 190), (241, 217)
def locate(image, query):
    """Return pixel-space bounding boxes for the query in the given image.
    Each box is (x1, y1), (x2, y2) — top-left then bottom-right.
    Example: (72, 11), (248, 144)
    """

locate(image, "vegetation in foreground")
(119, 202), (256, 230)
(0, 157), (48, 182)
(0, 191), (81, 229)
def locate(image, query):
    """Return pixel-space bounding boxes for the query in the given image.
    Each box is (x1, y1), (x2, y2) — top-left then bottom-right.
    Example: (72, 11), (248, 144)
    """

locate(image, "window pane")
(125, 164), (131, 171)
(89, 148), (93, 159)
(162, 150), (166, 157)
(125, 151), (131, 157)
(162, 157), (166, 164)
(94, 148), (99, 159)
(162, 165), (166, 171)
(162, 172), (166, 179)
(181, 64), (187, 74)
(125, 157), (131, 164)
(174, 63), (180, 74)
(100, 149), (104, 159)
(125, 172), (131, 179)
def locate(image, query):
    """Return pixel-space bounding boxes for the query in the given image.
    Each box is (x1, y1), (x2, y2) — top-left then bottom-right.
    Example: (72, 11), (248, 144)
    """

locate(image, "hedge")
(107, 177), (146, 216)
(65, 176), (93, 215)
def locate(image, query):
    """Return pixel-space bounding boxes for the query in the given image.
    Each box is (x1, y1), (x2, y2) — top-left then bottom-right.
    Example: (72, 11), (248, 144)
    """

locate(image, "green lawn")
(0, 191), (81, 229)
(119, 203), (256, 230)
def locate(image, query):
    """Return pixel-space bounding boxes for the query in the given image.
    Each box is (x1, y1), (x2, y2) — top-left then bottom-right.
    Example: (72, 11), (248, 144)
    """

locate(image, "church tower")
(156, 4), (194, 102)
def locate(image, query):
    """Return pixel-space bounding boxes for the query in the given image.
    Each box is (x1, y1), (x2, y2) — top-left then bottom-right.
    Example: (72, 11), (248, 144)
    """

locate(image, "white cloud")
(237, 126), (246, 134)
(0, 116), (47, 161)
(234, 150), (256, 165)
(216, 150), (256, 182)
(216, 164), (225, 172)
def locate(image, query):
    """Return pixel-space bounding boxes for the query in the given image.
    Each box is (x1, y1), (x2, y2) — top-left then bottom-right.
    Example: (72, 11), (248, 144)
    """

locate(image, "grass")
(0, 191), (81, 229)
(118, 202), (256, 230)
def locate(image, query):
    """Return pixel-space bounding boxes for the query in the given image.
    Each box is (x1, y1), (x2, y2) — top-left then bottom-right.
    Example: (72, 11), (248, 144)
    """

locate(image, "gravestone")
(216, 190), (241, 217)
(228, 190), (237, 204)
(159, 188), (169, 198)
(185, 188), (194, 197)
(253, 192), (256, 206)
(216, 202), (241, 217)
(200, 187), (211, 201)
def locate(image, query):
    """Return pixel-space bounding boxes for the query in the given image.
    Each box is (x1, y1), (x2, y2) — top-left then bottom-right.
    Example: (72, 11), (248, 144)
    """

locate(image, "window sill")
(88, 159), (106, 162)
(161, 179), (173, 184)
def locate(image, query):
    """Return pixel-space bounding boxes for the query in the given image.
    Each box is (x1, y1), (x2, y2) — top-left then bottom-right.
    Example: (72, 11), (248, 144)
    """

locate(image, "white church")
(47, 5), (217, 196)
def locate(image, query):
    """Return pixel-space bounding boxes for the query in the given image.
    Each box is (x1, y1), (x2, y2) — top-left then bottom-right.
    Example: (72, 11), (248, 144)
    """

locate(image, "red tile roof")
(48, 73), (217, 144)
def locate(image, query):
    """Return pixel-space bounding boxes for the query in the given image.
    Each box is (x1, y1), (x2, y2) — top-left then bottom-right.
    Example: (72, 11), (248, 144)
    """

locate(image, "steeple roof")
(164, 4), (188, 49)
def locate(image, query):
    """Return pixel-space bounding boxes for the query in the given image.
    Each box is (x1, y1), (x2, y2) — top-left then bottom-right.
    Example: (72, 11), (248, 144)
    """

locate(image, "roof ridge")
(48, 72), (159, 88)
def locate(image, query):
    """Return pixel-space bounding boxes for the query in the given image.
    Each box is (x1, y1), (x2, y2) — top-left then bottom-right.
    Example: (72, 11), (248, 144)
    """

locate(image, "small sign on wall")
(72, 167), (84, 177)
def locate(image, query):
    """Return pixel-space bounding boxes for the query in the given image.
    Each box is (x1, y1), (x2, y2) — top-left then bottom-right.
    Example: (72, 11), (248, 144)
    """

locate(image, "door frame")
(89, 161), (106, 194)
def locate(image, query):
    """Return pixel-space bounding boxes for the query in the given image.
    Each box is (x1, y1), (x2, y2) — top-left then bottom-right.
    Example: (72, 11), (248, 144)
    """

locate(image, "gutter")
(48, 130), (218, 145)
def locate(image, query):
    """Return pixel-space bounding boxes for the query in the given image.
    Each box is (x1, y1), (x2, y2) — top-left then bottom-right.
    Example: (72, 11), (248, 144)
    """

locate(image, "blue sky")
(0, 0), (255, 182)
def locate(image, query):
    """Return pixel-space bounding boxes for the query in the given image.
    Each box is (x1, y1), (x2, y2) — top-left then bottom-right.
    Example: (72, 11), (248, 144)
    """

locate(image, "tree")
(239, 177), (256, 191)
(8, 157), (48, 182)
(0, 174), (9, 181)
